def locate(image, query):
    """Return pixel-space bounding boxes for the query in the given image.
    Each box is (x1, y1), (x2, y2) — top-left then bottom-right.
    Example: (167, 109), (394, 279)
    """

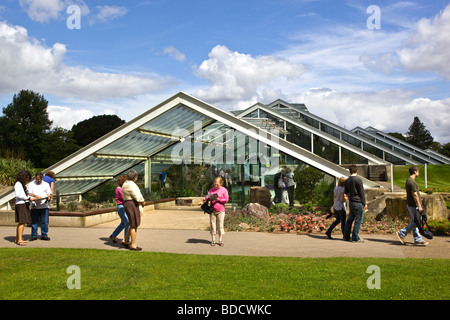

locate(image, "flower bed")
(224, 204), (450, 236)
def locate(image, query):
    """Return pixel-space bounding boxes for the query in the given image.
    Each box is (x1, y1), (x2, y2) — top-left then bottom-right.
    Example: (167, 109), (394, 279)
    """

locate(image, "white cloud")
(90, 5), (128, 24)
(397, 4), (450, 80)
(48, 105), (93, 129)
(163, 46), (186, 62)
(0, 21), (176, 101)
(19, 0), (89, 23)
(19, 1), (127, 25)
(194, 45), (306, 104)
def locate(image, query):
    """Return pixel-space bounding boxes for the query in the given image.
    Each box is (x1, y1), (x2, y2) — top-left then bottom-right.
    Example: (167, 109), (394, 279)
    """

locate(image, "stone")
(242, 203), (270, 222)
(249, 187), (272, 208)
(382, 193), (449, 221)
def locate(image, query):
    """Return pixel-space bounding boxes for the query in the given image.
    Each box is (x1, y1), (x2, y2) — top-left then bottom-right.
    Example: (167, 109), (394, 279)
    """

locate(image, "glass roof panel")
(98, 131), (172, 157)
(57, 155), (142, 178)
(54, 179), (108, 196)
(140, 104), (213, 134)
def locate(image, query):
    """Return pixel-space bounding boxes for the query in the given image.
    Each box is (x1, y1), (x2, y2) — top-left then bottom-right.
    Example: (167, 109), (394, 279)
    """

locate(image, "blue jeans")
(30, 208), (49, 238)
(398, 205), (423, 243)
(344, 202), (364, 241)
(327, 208), (346, 236)
(111, 204), (129, 240)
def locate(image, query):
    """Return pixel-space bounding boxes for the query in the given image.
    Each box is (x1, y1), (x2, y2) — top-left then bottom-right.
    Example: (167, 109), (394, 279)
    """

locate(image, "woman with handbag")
(122, 170), (145, 251)
(14, 170), (33, 246)
(205, 177), (229, 247)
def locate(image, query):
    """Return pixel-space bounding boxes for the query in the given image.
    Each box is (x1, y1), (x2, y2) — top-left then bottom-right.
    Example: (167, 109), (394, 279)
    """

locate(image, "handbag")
(201, 200), (213, 214)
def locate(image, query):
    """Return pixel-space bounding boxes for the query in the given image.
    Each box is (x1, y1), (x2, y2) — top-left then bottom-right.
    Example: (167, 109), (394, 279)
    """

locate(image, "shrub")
(293, 166), (324, 204)
(427, 219), (450, 236)
(66, 202), (79, 212)
(0, 157), (35, 186)
(302, 201), (314, 212)
(423, 186), (450, 194)
(269, 203), (289, 214)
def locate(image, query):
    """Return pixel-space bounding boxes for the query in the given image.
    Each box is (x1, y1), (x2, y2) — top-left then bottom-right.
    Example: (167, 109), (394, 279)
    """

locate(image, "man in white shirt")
(28, 172), (52, 241)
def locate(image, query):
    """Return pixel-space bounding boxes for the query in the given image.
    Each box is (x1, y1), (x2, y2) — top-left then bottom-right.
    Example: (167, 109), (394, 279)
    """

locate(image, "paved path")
(1, 205), (449, 259)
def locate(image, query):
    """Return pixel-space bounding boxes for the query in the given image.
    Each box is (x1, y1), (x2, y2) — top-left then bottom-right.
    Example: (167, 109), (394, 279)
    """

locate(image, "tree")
(440, 143), (450, 158)
(406, 116), (434, 149)
(388, 132), (406, 142)
(40, 127), (80, 168)
(71, 115), (125, 147)
(0, 90), (52, 167)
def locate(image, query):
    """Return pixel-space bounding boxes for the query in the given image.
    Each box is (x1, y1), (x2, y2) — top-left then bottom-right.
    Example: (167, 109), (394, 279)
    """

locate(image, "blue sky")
(1, 0), (449, 143)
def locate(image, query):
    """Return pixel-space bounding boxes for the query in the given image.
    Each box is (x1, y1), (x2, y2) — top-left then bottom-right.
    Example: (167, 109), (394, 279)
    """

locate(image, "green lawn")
(0, 248), (448, 300)
(391, 164), (450, 190)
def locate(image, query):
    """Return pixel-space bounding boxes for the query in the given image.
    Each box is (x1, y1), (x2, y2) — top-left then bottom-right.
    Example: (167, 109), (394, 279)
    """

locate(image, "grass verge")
(391, 164), (450, 191)
(0, 248), (449, 300)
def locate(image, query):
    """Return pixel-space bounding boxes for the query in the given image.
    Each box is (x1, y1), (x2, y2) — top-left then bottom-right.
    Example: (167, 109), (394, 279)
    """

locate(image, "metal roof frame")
(235, 102), (390, 166)
(352, 126), (449, 164)
(248, 99), (424, 165)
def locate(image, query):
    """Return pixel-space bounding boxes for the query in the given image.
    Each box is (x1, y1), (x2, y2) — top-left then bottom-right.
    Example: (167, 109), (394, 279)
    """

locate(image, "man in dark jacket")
(343, 165), (366, 242)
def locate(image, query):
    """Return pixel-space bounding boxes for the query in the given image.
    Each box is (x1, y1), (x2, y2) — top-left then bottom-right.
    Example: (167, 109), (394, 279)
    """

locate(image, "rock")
(238, 222), (250, 230)
(242, 203), (270, 222)
(250, 187), (272, 208)
(383, 193), (449, 221)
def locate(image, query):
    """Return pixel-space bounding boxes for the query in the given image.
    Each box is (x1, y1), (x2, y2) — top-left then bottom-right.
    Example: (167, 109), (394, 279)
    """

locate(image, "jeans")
(327, 208), (346, 236)
(398, 205), (423, 243)
(344, 201), (364, 241)
(111, 204), (129, 240)
(30, 208), (49, 238)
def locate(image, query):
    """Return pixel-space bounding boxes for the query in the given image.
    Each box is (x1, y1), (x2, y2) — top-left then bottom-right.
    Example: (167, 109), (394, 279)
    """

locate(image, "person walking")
(27, 172), (53, 241)
(397, 166), (429, 246)
(122, 170), (145, 251)
(109, 175), (130, 246)
(286, 169), (296, 208)
(205, 177), (229, 247)
(343, 165), (366, 242)
(14, 170), (33, 246)
(326, 176), (347, 239)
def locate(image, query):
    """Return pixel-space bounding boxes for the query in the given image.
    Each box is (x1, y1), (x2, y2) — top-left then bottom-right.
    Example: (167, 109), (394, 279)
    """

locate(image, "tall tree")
(71, 114), (125, 147)
(40, 127), (80, 168)
(0, 90), (52, 167)
(406, 116), (434, 149)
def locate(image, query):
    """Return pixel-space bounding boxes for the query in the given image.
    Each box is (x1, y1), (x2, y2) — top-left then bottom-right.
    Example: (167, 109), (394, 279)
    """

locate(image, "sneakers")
(396, 231), (405, 245)
(415, 241), (429, 246)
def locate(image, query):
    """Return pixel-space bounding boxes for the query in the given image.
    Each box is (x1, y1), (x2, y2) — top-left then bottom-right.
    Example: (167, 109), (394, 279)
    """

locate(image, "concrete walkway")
(1, 205), (449, 259)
